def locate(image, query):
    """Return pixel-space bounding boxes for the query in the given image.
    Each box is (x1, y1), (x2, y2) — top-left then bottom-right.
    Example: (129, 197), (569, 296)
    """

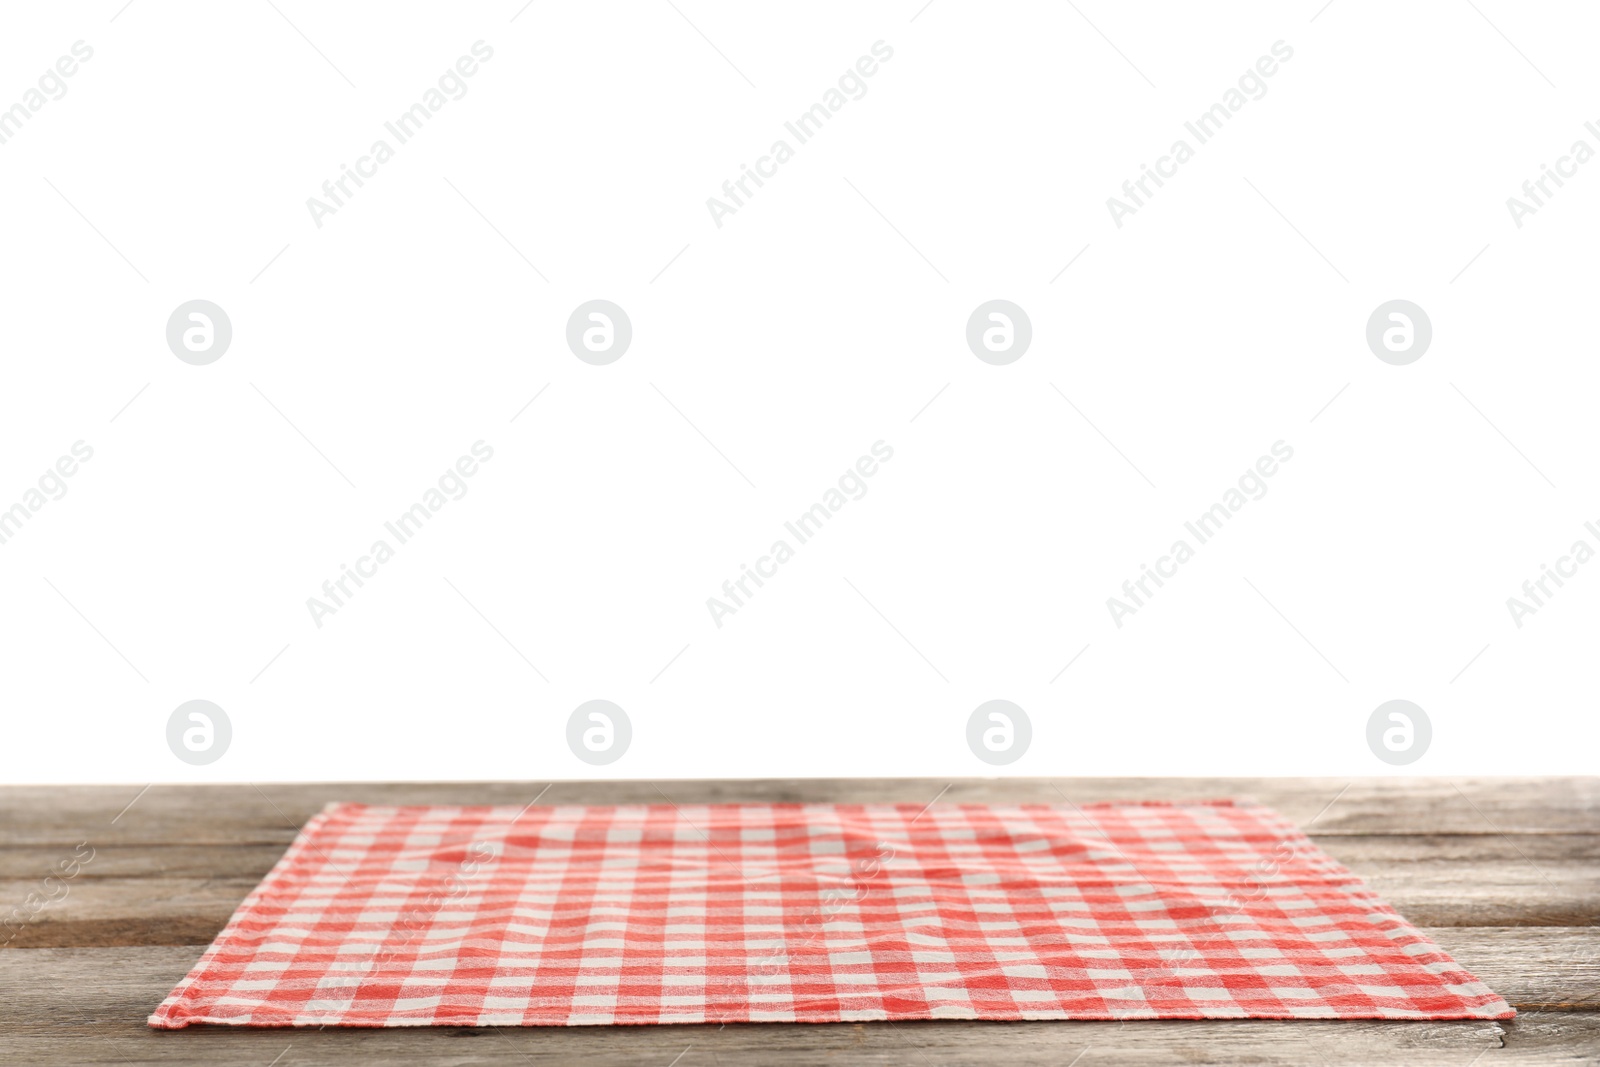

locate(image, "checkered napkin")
(149, 799), (1512, 1027)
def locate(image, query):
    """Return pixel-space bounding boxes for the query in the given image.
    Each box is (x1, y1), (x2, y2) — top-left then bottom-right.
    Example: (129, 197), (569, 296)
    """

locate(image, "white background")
(1, 1), (1596, 783)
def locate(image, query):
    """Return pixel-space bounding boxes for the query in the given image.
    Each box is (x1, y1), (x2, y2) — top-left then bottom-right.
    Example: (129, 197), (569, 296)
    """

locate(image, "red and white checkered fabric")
(149, 799), (1512, 1027)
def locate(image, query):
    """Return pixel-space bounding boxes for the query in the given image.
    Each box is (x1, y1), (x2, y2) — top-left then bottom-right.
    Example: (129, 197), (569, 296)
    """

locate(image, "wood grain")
(3, 777), (1596, 845)
(1, 945), (1595, 1065)
(3, 832), (1592, 944)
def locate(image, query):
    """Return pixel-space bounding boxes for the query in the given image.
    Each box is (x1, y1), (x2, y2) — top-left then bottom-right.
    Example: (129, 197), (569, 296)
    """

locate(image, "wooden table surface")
(2, 777), (1596, 1065)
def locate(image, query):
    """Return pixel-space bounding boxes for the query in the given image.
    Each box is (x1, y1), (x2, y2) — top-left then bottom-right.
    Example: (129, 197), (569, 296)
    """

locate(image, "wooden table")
(3, 777), (1595, 1065)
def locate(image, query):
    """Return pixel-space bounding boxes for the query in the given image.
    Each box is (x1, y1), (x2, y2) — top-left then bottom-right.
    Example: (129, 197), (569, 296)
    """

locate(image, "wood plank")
(2, 833), (1593, 946)
(1314, 834), (1600, 928)
(1422, 928), (1600, 1011)
(0, 843), (285, 880)
(3, 930), (1593, 1017)
(0, 878), (259, 947)
(5, 945), (1598, 1065)
(0, 1023), (1536, 1067)
(4, 876), (1587, 947)
(2, 778), (1595, 846)
(4, 833), (1594, 886)
(4, 875), (1594, 948)
(0, 1024), (1552, 1067)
